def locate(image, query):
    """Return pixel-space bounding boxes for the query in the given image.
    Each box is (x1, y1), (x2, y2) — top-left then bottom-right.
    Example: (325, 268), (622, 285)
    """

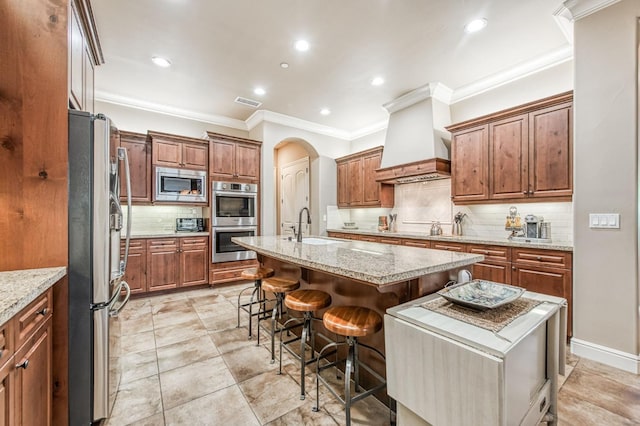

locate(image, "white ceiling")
(91, 0), (571, 137)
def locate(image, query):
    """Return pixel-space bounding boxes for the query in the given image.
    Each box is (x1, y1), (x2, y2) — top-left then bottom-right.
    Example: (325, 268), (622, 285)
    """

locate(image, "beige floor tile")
(149, 292), (189, 305)
(160, 355), (236, 410)
(151, 298), (194, 315)
(120, 299), (151, 322)
(239, 370), (307, 424)
(209, 326), (255, 354)
(125, 412), (165, 426)
(189, 293), (228, 306)
(557, 392), (636, 425)
(153, 310), (200, 330)
(156, 334), (220, 373)
(183, 286), (219, 299)
(265, 400), (339, 426)
(121, 349), (158, 384)
(193, 298), (236, 318)
(575, 357), (640, 390)
(323, 391), (391, 426)
(164, 385), (259, 426)
(154, 317), (207, 348)
(108, 375), (163, 425)
(222, 344), (284, 383)
(121, 330), (156, 354)
(121, 314), (154, 336)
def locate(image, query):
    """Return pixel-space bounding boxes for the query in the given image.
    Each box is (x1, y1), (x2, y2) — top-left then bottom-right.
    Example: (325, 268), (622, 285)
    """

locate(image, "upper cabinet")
(206, 131), (261, 182)
(118, 131), (152, 203)
(69, 0), (103, 113)
(335, 147), (394, 208)
(149, 131), (208, 170)
(447, 92), (573, 205)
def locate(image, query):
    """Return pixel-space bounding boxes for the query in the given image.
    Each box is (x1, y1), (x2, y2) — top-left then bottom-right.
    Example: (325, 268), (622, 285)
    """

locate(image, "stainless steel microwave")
(155, 167), (207, 203)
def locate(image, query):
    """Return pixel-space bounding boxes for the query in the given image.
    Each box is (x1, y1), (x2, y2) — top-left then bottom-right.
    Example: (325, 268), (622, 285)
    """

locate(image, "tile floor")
(107, 283), (640, 426)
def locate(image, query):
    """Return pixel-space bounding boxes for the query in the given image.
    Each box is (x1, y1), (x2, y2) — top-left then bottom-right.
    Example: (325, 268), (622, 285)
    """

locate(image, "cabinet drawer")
(467, 245), (510, 262)
(210, 269), (246, 284)
(327, 232), (348, 239)
(512, 248), (571, 268)
(402, 239), (431, 248)
(358, 235), (379, 242)
(14, 288), (53, 349)
(0, 320), (13, 368)
(180, 237), (208, 247)
(432, 242), (467, 252)
(121, 239), (145, 252)
(378, 237), (402, 245)
(148, 238), (178, 248)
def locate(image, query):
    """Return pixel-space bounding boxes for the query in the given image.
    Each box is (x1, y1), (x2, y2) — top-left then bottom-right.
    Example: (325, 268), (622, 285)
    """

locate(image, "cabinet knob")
(529, 191), (534, 195)
(36, 307), (48, 316)
(16, 359), (29, 369)
(512, 266), (517, 271)
(523, 191), (528, 195)
(536, 256), (542, 261)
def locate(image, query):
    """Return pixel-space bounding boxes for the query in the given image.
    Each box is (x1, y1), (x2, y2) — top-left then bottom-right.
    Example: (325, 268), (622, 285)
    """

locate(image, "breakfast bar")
(232, 235), (484, 404)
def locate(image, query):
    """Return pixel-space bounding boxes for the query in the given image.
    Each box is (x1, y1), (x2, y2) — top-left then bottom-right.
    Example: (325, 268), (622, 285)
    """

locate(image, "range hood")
(375, 83), (452, 184)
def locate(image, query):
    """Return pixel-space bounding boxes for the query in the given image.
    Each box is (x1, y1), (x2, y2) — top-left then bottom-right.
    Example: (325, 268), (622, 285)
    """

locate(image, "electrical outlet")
(589, 213), (620, 229)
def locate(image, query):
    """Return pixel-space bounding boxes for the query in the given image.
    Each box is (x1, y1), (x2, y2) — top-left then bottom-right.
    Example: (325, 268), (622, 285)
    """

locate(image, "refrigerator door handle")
(117, 147), (132, 275)
(109, 281), (131, 317)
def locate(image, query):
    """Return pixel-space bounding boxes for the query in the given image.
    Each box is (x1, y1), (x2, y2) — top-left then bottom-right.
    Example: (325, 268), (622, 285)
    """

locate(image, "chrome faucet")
(296, 207), (311, 242)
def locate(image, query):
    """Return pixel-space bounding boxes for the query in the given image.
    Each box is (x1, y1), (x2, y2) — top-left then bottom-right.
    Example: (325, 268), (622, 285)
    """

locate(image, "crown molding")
(382, 82), (453, 114)
(562, 0), (621, 21)
(95, 90), (248, 130)
(553, 6), (574, 44)
(245, 110), (352, 140)
(450, 45), (573, 104)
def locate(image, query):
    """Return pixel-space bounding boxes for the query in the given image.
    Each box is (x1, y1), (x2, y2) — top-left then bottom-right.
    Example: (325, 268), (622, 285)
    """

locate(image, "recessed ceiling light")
(320, 108), (331, 116)
(464, 18), (487, 33)
(371, 76), (385, 86)
(253, 87), (266, 96)
(280, 62), (289, 69)
(151, 56), (171, 67)
(294, 40), (310, 52)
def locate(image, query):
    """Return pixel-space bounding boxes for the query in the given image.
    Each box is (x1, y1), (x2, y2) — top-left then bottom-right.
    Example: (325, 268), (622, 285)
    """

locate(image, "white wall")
(350, 129), (387, 153)
(571, 0), (639, 370)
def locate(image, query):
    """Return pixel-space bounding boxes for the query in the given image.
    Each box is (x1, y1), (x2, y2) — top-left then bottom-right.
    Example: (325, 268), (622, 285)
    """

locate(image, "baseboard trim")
(571, 338), (640, 374)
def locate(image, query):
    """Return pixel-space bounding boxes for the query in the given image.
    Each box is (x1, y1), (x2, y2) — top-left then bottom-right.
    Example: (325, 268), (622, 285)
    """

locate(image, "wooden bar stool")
(279, 289), (332, 400)
(313, 306), (386, 426)
(236, 266), (275, 339)
(260, 277), (300, 360)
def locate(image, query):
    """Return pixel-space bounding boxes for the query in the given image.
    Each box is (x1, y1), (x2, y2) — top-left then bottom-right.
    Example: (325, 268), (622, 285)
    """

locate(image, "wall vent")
(234, 96), (262, 108)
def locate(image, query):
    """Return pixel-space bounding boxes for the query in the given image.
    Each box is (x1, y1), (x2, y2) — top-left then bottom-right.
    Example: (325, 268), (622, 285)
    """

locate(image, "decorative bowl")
(437, 280), (525, 311)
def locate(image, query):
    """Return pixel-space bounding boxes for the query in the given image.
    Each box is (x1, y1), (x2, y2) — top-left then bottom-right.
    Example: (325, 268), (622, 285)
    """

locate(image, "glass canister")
(540, 222), (551, 239)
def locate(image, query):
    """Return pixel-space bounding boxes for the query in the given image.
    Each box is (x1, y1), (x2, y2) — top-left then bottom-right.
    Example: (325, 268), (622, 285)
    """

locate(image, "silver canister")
(540, 222), (551, 239)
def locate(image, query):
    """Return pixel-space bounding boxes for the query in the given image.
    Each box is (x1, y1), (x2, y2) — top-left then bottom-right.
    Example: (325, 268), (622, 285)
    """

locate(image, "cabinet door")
(0, 356), (13, 426)
(528, 103), (572, 198)
(362, 152), (381, 205)
(147, 239), (179, 291)
(180, 238), (208, 287)
(119, 132), (151, 203)
(182, 143), (208, 170)
(235, 144), (259, 180)
(14, 320), (52, 426)
(210, 140), (236, 179)
(471, 261), (511, 284)
(69, 5), (84, 110)
(347, 158), (363, 205)
(121, 239), (147, 294)
(489, 114), (528, 200)
(152, 140), (182, 168)
(336, 162), (349, 207)
(451, 125), (489, 202)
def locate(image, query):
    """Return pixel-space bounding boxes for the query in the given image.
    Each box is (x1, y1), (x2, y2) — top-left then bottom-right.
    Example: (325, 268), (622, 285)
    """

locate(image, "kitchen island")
(232, 235), (483, 403)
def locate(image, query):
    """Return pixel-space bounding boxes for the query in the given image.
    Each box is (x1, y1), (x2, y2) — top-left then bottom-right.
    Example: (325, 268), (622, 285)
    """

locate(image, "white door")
(280, 157), (310, 237)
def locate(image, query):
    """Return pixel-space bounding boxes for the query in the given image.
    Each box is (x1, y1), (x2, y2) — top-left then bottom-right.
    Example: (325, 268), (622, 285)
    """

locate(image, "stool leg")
(345, 339), (355, 426)
(354, 338), (360, 392)
(299, 316), (310, 400)
(236, 284), (254, 328)
(247, 283), (259, 339)
(269, 293), (281, 363)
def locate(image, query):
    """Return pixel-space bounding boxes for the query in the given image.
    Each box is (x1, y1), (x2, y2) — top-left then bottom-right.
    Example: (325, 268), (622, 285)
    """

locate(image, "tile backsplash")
(327, 179), (573, 243)
(123, 205), (204, 234)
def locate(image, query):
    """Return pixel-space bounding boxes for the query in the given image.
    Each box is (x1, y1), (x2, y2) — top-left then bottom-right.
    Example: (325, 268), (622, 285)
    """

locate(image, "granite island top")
(0, 267), (66, 326)
(326, 228), (573, 252)
(232, 235), (483, 287)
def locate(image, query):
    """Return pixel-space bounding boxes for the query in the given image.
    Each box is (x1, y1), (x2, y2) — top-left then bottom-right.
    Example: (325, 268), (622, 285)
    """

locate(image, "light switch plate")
(589, 213), (620, 229)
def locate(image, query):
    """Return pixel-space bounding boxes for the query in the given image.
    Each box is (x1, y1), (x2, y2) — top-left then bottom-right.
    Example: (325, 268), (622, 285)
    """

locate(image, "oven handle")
(212, 226), (258, 233)
(212, 190), (257, 198)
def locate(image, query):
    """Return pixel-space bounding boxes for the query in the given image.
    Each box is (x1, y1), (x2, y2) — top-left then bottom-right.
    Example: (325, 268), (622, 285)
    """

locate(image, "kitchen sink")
(301, 237), (344, 245)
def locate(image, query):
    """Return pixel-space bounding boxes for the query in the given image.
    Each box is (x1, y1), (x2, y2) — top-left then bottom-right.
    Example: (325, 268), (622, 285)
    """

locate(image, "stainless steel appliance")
(155, 166), (207, 203)
(176, 217), (205, 232)
(212, 226), (257, 263)
(68, 111), (132, 424)
(524, 214), (542, 238)
(212, 181), (257, 227)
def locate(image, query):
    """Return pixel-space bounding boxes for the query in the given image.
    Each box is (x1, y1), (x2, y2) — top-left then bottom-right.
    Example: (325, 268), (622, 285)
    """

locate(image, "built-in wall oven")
(211, 181), (258, 262)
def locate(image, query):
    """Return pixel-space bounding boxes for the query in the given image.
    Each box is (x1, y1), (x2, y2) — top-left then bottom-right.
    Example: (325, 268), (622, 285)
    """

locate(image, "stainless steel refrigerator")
(68, 110), (132, 424)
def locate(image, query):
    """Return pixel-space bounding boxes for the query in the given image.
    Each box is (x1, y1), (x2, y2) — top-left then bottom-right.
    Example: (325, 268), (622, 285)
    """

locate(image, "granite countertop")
(232, 235), (483, 287)
(0, 267), (66, 326)
(122, 231), (210, 239)
(326, 228), (573, 252)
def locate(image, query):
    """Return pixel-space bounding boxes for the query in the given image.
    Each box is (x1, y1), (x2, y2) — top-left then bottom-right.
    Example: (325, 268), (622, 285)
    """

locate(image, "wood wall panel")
(0, 0), (68, 271)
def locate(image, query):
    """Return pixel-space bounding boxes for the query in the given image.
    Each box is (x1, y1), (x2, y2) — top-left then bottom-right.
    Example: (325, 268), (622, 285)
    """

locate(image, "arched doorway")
(274, 138), (319, 236)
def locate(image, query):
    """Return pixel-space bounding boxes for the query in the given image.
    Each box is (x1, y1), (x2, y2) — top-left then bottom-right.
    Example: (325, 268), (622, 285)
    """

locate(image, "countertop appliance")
(524, 214), (542, 238)
(212, 181), (257, 227)
(68, 110), (132, 424)
(155, 166), (207, 203)
(176, 217), (205, 232)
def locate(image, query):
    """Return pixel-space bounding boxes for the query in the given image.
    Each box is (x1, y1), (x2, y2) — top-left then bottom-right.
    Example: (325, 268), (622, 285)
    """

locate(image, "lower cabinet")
(0, 288), (53, 426)
(210, 259), (259, 285)
(121, 236), (209, 295)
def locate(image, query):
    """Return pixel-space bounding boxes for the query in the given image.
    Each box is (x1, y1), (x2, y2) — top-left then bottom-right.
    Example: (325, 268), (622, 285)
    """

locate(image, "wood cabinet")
(121, 240), (147, 295)
(402, 239), (431, 248)
(431, 242), (467, 252)
(206, 132), (262, 182)
(69, 0), (102, 112)
(335, 147), (394, 208)
(448, 92), (573, 204)
(149, 132), (208, 171)
(145, 237), (209, 292)
(468, 244), (512, 285)
(210, 259), (259, 285)
(0, 288), (54, 426)
(118, 131), (152, 204)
